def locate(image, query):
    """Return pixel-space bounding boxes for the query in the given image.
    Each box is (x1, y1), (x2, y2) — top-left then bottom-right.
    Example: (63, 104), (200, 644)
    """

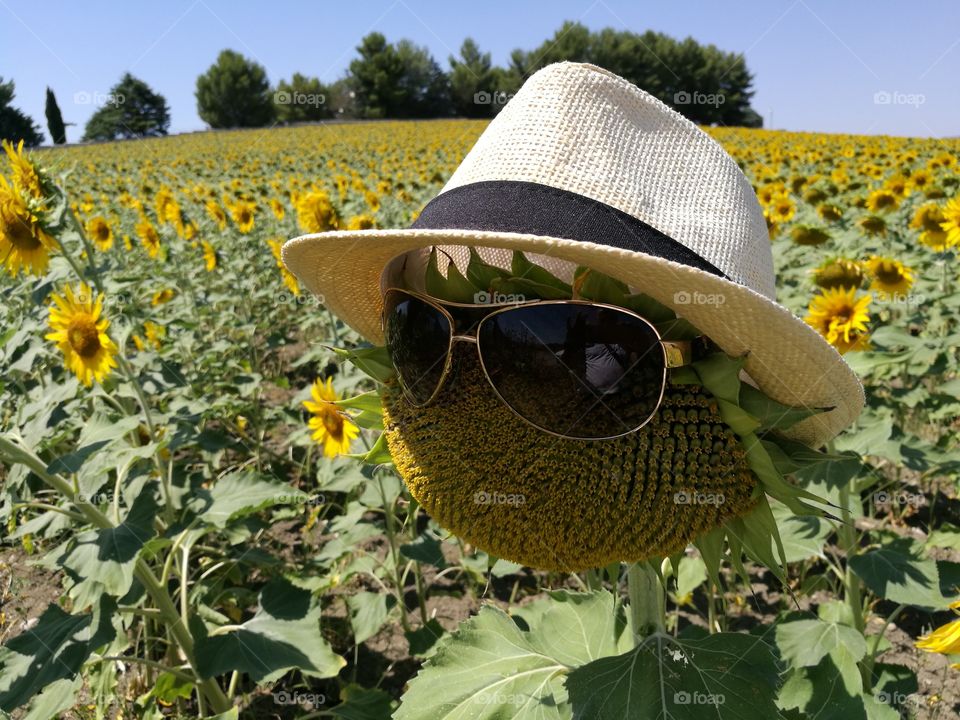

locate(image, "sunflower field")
(1, 120), (960, 720)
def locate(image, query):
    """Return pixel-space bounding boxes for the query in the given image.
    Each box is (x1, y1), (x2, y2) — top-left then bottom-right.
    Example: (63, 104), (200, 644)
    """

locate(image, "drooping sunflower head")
(857, 214), (887, 237)
(0, 175), (57, 276)
(805, 286), (872, 354)
(45, 283), (119, 386)
(304, 377), (360, 458)
(381, 346), (759, 571)
(865, 255), (914, 297)
(866, 188), (899, 213)
(790, 224), (831, 246)
(812, 257), (865, 290)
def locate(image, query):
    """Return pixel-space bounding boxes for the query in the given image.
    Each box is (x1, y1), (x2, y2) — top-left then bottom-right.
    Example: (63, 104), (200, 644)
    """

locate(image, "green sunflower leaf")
(490, 275), (570, 300)
(192, 578), (345, 683)
(511, 251), (572, 293)
(565, 630), (781, 719)
(739, 383), (830, 431)
(425, 247), (477, 303)
(466, 247), (510, 290)
(329, 345), (395, 383)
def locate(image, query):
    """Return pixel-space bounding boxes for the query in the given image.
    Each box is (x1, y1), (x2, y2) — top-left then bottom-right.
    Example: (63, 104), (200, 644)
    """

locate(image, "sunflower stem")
(0, 435), (231, 714)
(627, 561), (664, 644)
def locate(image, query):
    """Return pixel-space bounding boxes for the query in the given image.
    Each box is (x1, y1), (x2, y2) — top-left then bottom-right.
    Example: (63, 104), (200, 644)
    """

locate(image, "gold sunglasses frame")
(381, 287), (698, 440)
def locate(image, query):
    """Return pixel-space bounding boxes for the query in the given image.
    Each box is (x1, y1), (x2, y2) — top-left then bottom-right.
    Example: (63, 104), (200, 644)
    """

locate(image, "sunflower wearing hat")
(282, 62), (864, 573)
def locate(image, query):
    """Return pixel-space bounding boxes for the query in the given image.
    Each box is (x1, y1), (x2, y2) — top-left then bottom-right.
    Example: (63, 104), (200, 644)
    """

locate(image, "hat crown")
(441, 62), (776, 299)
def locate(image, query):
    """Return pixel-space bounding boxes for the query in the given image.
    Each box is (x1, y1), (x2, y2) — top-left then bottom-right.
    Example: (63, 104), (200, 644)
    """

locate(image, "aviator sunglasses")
(381, 287), (709, 440)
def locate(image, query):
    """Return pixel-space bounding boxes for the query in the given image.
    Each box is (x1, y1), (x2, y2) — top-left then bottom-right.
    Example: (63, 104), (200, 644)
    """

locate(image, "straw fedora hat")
(282, 61), (864, 447)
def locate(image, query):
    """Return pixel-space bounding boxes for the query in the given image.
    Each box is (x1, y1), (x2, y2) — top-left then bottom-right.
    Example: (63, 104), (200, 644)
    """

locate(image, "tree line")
(0, 22), (762, 146)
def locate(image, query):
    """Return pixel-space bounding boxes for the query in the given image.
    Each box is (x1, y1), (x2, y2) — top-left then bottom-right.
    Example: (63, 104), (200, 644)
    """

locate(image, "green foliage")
(349, 33), (451, 119)
(0, 76), (43, 146)
(195, 49), (275, 128)
(274, 72), (333, 123)
(448, 38), (501, 118)
(511, 21), (762, 126)
(44, 87), (67, 144)
(82, 73), (170, 141)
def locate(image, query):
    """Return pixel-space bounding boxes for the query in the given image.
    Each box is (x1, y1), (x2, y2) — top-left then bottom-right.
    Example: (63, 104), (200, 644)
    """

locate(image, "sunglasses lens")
(384, 291), (452, 405)
(478, 304), (666, 439)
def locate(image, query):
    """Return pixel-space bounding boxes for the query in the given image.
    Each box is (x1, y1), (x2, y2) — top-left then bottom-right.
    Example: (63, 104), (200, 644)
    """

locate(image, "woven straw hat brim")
(281, 227), (865, 448)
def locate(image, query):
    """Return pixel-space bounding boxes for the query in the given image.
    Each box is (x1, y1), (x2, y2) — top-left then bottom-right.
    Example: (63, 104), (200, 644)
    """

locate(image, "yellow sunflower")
(790, 225), (830, 246)
(940, 196), (960, 247)
(136, 219), (161, 259)
(866, 189), (899, 213)
(86, 216), (114, 251)
(202, 240), (217, 271)
(805, 287), (872, 354)
(229, 200), (256, 233)
(0, 176), (57, 276)
(267, 237), (300, 294)
(817, 204), (843, 222)
(205, 199), (227, 230)
(346, 213), (376, 230)
(812, 257), (864, 290)
(916, 599), (960, 668)
(45, 283), (119, 386)
(770, 194), (796, 223)
(865, 256), (914, 297)
(296, 190), (339, 233)
(304, 377), (360, 458)
(2, 139), (44, 199)
(269, 198), (285, 220)
(151, 288), (175, 306)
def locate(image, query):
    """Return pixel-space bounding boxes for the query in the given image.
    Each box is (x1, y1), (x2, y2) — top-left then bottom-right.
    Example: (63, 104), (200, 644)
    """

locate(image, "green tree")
(348, 33), (451, 118)
(448, 38), (501, 118)
(195, 49), (275, 129)
(82, 73), (170, 141)
(45, 87), (66, 144)
(512, 22), (761, 127)
(0, 77), (43, 146)
(274, 73), (332, 123)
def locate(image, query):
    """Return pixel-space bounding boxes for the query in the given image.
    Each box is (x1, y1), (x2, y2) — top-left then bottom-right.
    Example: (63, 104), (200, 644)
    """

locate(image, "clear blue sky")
(2, 0), (958, 141)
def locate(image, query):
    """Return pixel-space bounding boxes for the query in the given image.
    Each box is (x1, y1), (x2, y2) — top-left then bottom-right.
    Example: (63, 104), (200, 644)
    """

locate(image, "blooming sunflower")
(45, 283), (119, 386)
(346, 213), (376, 230)
(304, 377), (359, 458)
(205, 199), (227, 230)
(296, 191), (339, 233)
(2, 139), (45, 199)
(267, 237), (300, 294)
(269, 198), (285, 220)
(817, 203), (843, 223)
(229, 200), (256, 233)
(940, 196), (960, 247)
(770, 195), (796, 223)
(136, 219), (161, 259)
(790, 225), (830, 246)
(202, 240), (217, 271)
(0, 176), (57, 276)
(86, 216), (114, 251)
(865, 256), (914, 297)
(916, 599), (960, 668)
(151, 288), (175, 306)
(805, 287), (872, 354)
(866, 189), (899, 213)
